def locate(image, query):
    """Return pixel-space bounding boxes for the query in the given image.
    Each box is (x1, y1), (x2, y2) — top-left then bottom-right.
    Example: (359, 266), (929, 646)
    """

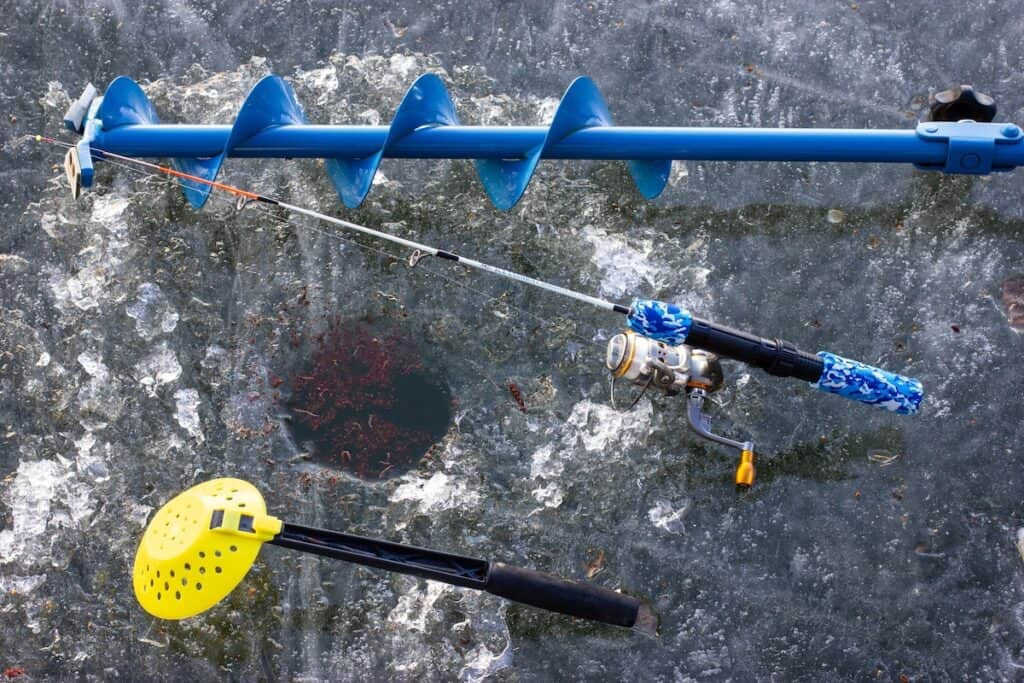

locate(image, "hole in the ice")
(284, 319), (453, 480)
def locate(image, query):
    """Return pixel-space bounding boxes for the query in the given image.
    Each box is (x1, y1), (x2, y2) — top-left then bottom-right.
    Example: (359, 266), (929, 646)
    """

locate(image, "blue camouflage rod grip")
(626, 299), (923, 415)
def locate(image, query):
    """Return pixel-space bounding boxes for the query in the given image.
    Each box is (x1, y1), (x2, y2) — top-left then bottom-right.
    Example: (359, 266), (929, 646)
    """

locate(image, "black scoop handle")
(485, 562), (640, 627)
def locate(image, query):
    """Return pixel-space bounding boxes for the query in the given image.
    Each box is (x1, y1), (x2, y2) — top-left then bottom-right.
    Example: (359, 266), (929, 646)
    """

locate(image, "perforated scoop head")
(133, 478), (281, 620)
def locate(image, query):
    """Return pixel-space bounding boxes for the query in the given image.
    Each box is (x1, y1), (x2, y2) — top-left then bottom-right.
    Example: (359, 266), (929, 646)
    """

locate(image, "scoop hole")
(215, 566), (222, 574)
(199, 567), (206, 574)
(156, 592), (162, 600)
(238, 503), (246, 508)
(229, 545), (237, 552)
(196, 583), (203, 591)
(214, 550), (222, 557)
(181, 578), (188, 586)
(164, 581), (169, 590)
(184, 563), (191, 571)
(198, 551), (206, 558)
(175, 591), (181, 600)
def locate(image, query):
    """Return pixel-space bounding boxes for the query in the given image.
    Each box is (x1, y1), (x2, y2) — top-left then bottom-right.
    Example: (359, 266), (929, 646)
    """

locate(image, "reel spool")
(606, 330), (756, 488)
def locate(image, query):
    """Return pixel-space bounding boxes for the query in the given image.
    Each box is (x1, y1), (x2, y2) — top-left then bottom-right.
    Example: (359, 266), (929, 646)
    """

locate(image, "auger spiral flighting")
(63, 73), (1024, 211)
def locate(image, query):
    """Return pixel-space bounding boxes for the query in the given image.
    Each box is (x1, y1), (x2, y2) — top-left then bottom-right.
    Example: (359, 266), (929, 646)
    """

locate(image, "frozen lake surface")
(2, 1), (1024, 680)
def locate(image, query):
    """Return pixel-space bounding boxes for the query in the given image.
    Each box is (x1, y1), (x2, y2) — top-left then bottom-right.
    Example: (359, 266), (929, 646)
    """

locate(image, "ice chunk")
(134, 342), (182, 391)
(173, 388), (204, 442)
(125, 283), (179, 340)
(77, 352), (109, 381)
(390, 472), (481, 516)
(581, 225), (667, 299)
(648, 499), (690, 534)
(0, 458), (95, 566)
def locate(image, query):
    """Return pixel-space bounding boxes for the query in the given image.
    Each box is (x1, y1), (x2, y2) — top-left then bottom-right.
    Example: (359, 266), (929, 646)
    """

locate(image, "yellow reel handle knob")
(735, 449), (755, 488)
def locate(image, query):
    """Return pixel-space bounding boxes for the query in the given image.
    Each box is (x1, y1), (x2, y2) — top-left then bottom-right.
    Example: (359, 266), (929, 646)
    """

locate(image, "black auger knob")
(928, 85), (997, 122)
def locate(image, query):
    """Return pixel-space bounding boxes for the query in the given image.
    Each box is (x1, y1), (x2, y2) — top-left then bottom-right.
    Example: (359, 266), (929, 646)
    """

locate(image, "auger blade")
(98, 76), (227, 208)
(328, 73), (460, 208)
(476, 77), (672, 208)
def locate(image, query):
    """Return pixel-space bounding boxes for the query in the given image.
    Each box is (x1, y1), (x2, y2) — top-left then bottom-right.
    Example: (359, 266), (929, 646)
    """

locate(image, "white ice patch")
(0, 458), (96, 567)
(292, 65), (340, 106)
(90, 195), (130, 224)
(387, 581), (452, 635)
(47, 195), (133, 316)
(0, 573), (46, 595)
(459, 639), (514, 683)
(173, 388), (204, 442)
(566, 398), (654, 453)
(648, 499), (690, 534)
(77, 351), (109, 381)
(135, 341), (182, 392)
(390, 472), (480, 519)
(581, 225), (667, 299)
(126, 283), (179, 340)
(528, 399), (654, 508)
(39, 81), (69, 109)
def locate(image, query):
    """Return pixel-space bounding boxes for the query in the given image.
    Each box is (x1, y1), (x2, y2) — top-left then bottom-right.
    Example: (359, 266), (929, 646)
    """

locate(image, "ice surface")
(4, 4), (1024, 679)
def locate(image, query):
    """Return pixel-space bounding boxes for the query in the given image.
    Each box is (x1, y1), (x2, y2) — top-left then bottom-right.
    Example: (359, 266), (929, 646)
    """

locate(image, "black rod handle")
(485, 562), (642, 628)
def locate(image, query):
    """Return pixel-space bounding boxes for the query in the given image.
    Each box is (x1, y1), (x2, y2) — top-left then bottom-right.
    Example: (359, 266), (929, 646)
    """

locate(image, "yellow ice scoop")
(133, 478), (657, 633)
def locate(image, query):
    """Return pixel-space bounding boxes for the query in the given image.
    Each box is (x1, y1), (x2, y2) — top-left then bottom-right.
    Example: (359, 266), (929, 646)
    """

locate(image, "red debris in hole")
(285, 319), (452, 479)
(507, 380), (527, 413)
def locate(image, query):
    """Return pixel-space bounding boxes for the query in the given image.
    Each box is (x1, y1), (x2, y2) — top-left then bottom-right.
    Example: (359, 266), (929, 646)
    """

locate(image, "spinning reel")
(606, 330), (756, 488)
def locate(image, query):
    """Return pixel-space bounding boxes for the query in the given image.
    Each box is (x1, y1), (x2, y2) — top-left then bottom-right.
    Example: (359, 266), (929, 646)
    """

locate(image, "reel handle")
(627, 299), (923, 415)
(486, 563), (644, 629)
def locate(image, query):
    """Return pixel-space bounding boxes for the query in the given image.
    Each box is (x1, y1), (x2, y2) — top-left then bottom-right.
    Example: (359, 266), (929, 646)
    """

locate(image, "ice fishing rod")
(133, 478), (657, 631)
(61, 75), (1020, 211)
(40, 134), (922, 486)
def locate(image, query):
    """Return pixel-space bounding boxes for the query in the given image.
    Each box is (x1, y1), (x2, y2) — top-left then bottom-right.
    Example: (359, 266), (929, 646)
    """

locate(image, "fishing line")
(95, 141), (606, 352)
(36, 135), (607, 401)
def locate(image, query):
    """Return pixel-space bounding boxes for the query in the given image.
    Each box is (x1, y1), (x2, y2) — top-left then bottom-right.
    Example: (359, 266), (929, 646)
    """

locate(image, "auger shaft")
(271, 522), (646, 628)
(95, 124), (957, 164)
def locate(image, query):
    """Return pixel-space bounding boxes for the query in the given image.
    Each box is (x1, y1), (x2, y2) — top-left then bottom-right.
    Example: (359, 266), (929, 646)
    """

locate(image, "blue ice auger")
(62, 74), (1022, 210)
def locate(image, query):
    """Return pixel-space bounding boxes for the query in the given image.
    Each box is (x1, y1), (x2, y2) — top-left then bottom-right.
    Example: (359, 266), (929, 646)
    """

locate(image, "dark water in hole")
(284, 323), (453, 479)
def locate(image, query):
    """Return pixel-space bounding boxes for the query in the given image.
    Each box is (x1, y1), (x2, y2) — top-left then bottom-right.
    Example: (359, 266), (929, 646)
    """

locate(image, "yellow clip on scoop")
(133, 478), (657, 633)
